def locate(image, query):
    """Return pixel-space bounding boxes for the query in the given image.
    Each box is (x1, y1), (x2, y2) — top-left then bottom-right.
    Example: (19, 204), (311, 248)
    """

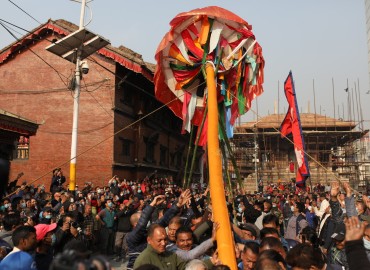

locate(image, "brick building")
(0, 19), (200, 187)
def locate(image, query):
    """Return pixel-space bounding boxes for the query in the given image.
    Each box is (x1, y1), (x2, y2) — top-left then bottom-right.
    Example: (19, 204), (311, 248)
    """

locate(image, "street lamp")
(45, 0), (109, 191)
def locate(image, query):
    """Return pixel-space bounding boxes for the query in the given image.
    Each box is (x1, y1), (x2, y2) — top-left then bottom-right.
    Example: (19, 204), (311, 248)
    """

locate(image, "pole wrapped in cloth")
(280, 71), (310, 187)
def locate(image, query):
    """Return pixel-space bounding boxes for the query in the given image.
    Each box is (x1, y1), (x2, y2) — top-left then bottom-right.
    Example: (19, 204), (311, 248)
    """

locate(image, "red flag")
(280, 72), (310, 187)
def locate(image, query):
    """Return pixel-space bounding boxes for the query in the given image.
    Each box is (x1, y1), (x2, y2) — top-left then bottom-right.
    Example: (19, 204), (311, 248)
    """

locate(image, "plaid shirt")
(83, 213), (95, 235)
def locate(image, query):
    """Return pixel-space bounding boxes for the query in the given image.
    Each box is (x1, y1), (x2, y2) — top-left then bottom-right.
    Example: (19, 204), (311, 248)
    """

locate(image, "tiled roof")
(0, 19), (156, 80)
(239, 113), (357, 131)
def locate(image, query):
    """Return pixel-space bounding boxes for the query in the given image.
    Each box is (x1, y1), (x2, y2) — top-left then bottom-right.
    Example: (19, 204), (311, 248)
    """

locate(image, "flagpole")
(351, 88), (356, 126)
(332, 78), (336, 128)
(358, 78), (364, 131)
(347, 78), (351, 121)
(313, 79), (317, 130)
(354, 82), (360, 131)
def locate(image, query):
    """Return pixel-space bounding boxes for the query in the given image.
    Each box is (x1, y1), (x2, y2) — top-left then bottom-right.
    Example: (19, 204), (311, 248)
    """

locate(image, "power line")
(0, 78), (109, 95)
(8, 0), (42, 24)
(0, 21), (70, 88)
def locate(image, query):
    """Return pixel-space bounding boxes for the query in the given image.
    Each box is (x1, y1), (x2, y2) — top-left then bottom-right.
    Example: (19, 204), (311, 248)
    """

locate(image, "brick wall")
(0, 36), (115, 188)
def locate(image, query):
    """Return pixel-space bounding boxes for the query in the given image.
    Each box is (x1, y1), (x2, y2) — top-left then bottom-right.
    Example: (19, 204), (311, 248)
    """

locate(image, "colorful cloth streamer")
(154, 6), (264, 143)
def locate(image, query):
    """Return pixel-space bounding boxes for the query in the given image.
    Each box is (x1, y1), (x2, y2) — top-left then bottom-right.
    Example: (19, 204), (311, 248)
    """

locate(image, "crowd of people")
(0, 167), (370, 270)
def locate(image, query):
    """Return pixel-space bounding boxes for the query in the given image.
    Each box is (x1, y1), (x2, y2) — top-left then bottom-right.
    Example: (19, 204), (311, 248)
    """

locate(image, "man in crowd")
(114, 198), (134, 262)
(126, 190), (191, 269)
(9, 225), (37, 254)
(134, 224), (188, 269)
(96, 198), (116, 255)
(238, 242), (259, 270)
(285, 202), (308, 241)
(1, 174), (370, 270)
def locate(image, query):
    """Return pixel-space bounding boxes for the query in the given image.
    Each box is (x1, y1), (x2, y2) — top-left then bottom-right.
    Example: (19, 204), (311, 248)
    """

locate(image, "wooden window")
(144, 134), (158, 163)
(14, 136), (29, 160)
(119, 82), (134, 106)
(160, 145), (168, 166)
(120, 138), (131, 157)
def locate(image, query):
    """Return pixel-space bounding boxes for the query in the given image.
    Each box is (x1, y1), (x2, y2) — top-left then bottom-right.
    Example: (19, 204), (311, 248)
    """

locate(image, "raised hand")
(345, 216), (367, 242)
(150, 195), (166, 207)
(343, 182), (352, 197)
(177, 189), (192, 208)
(330, 181), (340, 198)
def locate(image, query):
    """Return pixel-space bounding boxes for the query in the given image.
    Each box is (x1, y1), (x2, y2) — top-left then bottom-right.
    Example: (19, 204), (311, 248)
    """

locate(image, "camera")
(80, 60), (89, 74)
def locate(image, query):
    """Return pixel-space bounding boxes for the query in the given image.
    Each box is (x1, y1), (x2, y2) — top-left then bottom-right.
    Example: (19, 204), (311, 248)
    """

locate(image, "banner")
(280, 72), (310, 187)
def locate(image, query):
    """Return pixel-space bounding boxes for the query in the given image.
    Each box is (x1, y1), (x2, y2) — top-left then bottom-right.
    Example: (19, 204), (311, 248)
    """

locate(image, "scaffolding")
(230, 113), (369, 192)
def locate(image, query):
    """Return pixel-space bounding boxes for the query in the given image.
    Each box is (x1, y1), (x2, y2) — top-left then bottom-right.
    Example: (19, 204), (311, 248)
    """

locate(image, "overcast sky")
(1, 0), (369, 129)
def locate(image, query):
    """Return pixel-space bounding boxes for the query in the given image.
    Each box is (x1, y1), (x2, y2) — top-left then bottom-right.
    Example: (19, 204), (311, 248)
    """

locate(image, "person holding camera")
(114, 198), (134, 262)
(50, 168), (66, 194)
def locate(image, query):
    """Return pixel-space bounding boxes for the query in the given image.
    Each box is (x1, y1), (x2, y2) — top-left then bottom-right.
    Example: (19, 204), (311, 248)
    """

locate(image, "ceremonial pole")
(206, 63), (237, 270)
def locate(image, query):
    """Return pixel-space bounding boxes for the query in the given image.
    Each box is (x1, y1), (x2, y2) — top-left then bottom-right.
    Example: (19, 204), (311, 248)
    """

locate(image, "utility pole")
(46, 0), (109, 191)
(69, 0), (86, 191)
(254, 125), (258, 191)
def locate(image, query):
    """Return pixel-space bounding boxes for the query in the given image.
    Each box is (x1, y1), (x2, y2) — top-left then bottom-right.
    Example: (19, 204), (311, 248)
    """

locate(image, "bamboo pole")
(205, 63), (237, 270)
(186, 107), (208, 189)
(218, 117), (243, 189)
(183, 125), (194, 188)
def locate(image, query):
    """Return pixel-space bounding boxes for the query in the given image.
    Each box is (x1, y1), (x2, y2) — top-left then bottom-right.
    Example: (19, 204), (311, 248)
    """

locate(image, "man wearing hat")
(34, 223), (57, 270)
(233, 223), (259, 242)
(328, 223), (348, 269)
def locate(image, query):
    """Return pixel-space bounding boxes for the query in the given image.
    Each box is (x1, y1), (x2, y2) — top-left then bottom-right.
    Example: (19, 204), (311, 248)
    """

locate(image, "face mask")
(51, 234), (57, 246)
(4, 203), (9, 209)
(363, 237), (370, 249)
(21, 203), (26, 208)
(291, 206), (295, 212)
(138, 190), (142, 193)
(108, 202), (113, 208)
(120, 192), (124, 196)
(45, 214), (52, 219)
(97, 189), (101, 194)
(238, 207), (243, 213)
